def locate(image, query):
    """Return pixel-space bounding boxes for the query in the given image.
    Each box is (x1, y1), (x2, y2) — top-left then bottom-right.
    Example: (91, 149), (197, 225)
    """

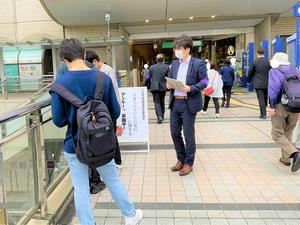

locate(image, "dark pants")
(222, 85), (232, 107)
(90, 118), (122, 184)
(152, 91), (166, 119)
(170, 100), (197, 166)
(256, 88), (268, 117)
(203, 96), (220, 113)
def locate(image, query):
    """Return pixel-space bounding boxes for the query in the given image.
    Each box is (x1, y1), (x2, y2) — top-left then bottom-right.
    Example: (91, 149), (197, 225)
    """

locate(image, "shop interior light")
(168, 18), (173, 21)
(211, 15), (216, 18)
(189, 16), (194, 20)
(145, 19), (150, 23)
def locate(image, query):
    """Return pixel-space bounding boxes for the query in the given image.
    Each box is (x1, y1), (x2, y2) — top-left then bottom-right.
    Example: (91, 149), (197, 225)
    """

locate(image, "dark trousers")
(90, 118), (122, 184)
(152, 91), (166, 119)
(203, 96), (220, 113)
(256, 88), (268, 117)
(170, 100), (197, 166)
(222, 85), (232, 107)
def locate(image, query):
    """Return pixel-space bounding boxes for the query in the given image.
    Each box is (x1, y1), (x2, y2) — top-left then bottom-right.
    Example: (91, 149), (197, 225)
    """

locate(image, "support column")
(211, 42), (216, 62)
(0, 48), (5, 95)
(51, 47), (57, 78)
(111, 46), (117, 71)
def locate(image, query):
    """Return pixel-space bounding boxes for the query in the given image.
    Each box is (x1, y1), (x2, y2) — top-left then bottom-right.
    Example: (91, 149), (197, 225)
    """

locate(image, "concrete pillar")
(246, 33), (255, 49)
(51, 47), (58, 78)
(111, 46), (117, 71)
(255, 16), (272, 59)
(211, 42), (216, 63)
(0, 48), (5, 95)
(133, 69), (138, 87)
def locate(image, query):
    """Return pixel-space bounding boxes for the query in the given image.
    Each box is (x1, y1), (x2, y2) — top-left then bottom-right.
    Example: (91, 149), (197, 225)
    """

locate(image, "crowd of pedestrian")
(49, 35), (300, 225)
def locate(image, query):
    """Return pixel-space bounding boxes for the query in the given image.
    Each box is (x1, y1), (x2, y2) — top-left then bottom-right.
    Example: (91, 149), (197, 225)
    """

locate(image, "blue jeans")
(64, 152), (135, 225)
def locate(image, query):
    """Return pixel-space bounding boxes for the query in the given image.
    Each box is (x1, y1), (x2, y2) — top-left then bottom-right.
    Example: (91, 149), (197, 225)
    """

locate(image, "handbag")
(204, 73), (217, 96)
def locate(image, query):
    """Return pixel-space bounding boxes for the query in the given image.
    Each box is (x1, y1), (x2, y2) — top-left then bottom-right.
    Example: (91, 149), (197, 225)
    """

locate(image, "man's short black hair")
(85, 50), (100, 63)
(257, 47), (265, 55)
(59, 38), (85, 62)
(173, 35), (193, 50)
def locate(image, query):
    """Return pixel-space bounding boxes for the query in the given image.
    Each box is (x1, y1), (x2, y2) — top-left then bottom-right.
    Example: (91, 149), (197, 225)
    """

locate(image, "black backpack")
(281, 69), (300, 113)
(50, 72), (116, 168)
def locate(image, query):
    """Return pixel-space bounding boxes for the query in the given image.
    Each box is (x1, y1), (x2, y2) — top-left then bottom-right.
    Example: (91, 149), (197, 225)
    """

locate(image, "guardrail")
(0, 75), (54, 99)
(0, 93), (72, 225)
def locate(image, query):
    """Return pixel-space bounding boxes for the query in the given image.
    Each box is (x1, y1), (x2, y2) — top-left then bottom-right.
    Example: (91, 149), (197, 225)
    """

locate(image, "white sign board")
(117, 87), (149, 153)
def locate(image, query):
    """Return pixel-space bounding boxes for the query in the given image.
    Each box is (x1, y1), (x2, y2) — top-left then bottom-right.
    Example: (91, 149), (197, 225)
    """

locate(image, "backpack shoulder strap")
(50, 83), (84, 108)
(94, 71), (106, 101)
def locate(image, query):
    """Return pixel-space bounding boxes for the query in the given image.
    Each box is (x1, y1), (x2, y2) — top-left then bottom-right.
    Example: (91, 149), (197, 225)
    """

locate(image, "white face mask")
(175, 50), (184, 59)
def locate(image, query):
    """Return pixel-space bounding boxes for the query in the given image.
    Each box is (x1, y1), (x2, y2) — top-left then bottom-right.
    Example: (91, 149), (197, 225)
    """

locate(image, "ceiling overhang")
(39, 0), (297, 35)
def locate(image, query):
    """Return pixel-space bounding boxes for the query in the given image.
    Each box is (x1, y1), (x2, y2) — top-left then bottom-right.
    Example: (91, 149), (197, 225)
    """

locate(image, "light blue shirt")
(174, 56), (191, 97)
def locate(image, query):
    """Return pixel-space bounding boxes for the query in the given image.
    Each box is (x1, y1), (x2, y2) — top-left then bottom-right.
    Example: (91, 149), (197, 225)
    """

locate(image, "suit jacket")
(248, 57), (271, 89)
(169, 57), (208, 114)
(150, 62), (169, 92)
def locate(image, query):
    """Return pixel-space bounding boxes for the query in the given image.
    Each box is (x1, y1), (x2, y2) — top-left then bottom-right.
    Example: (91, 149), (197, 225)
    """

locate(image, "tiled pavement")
(69, 91), (300, 225)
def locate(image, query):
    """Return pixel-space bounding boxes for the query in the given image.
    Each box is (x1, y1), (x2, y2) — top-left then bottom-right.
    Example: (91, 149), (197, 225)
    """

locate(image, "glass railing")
(0, 92), (69, 225)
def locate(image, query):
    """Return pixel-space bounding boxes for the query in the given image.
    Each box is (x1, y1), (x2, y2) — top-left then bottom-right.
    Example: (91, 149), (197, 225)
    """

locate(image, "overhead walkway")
(0, 87), (300, 225)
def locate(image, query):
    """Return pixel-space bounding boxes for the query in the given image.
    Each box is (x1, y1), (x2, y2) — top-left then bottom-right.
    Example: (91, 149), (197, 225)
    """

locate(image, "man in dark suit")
(248, 47), (271, 119)
(149, 54), (169, 123)
(167, 35), (208, 176)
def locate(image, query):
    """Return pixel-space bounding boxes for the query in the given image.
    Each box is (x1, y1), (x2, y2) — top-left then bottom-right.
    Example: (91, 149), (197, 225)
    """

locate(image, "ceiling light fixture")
(211, 15), (216, 18)
(169, 18), (173, 21)
(145, 19), (150, 23)
(189, 16), (194, 20)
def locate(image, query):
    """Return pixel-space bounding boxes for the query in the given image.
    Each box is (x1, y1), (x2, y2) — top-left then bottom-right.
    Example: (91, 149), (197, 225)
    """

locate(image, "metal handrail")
(0, 75), (54, 99)
(0, 99), (51, 124)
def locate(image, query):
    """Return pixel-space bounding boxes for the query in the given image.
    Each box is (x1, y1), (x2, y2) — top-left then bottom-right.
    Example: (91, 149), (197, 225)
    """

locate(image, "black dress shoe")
(259, 115), (267, 119)
(291, 152), (300, 172)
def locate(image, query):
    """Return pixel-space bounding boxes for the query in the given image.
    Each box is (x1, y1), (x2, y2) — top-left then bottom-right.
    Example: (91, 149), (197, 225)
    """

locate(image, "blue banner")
(294, 3), (300, 17)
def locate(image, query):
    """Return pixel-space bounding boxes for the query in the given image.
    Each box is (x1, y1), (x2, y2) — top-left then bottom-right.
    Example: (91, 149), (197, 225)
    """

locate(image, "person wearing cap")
(248, 47), (271, 119)
(147, 54), (169, 123)
(268, 52), (300, 172)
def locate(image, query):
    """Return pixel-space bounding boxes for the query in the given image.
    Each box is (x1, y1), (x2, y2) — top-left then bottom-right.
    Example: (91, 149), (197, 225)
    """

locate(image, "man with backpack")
(268, 53), (300, 172)
(56, 56), (106, 195)
(50, 38), (143, 225)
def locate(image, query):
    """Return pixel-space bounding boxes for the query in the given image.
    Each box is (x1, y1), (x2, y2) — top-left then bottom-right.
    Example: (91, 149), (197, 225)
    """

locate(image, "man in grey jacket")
(148, 54), (169, 123)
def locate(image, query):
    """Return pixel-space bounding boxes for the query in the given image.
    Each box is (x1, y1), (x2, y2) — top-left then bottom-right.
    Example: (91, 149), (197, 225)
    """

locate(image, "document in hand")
(165, 77), (184, 89)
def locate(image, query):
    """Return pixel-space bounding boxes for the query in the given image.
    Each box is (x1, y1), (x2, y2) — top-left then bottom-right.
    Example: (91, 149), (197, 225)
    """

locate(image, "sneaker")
(200, 110), (207, 114)
(215, 113), (220, 118)
(125, 209), (143, 225)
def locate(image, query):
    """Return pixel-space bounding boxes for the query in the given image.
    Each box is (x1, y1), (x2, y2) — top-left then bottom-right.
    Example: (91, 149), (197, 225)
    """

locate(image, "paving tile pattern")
(69, 92), (300, 225)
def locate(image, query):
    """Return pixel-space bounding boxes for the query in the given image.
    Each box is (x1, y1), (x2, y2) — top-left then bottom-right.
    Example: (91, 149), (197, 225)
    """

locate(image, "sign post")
(117, 87), (149, 153)
(247, 43), (254, 91)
